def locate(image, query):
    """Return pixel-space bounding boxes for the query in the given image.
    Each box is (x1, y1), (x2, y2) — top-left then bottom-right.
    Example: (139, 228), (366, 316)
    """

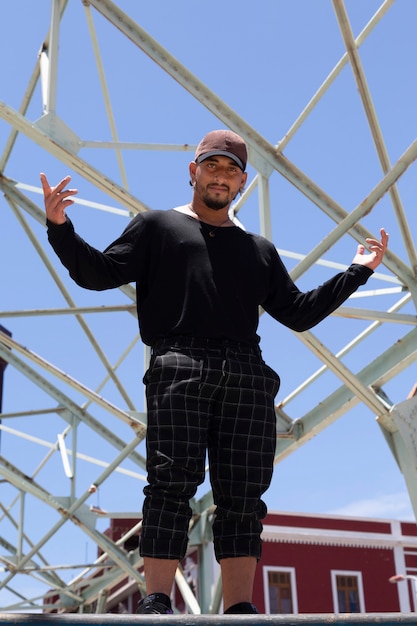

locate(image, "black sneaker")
(224, 601), (259, 614)
(136, 592), (173, 614)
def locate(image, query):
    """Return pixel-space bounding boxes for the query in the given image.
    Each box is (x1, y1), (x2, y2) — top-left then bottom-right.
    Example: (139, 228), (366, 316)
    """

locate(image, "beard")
(202, 195), (229, 210)
(196, 181), (234, 210)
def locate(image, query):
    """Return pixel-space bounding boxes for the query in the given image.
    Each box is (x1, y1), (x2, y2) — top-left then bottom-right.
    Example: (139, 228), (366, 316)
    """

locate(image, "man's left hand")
(352, 227), (389, 271)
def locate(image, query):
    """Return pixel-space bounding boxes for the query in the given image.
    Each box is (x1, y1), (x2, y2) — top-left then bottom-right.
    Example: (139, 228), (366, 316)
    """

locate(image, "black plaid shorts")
(139, 336), (280, 562)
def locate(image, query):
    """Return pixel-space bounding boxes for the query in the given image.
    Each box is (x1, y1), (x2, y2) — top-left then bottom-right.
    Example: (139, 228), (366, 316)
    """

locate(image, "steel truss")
(0, 0), (416, 614)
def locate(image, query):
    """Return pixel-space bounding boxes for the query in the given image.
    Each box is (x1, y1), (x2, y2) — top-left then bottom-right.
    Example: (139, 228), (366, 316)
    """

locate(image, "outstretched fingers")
(365, 227), (389, 260)
(351, 227), (389, 270)
(40, 173), (78, 225)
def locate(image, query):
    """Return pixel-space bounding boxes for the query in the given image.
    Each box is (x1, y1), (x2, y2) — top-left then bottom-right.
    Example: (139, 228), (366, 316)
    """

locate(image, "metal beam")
(276, 326), (417, 460)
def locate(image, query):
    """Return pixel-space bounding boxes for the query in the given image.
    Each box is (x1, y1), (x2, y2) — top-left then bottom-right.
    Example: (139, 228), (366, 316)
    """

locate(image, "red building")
(254, 511), (417, 614)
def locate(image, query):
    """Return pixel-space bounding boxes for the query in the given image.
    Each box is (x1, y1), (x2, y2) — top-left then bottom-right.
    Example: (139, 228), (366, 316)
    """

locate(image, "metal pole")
(0, 325), (12, 450)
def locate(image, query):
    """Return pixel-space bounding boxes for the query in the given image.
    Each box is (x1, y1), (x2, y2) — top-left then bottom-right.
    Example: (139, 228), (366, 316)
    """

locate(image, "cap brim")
(196, 150), (245, 171)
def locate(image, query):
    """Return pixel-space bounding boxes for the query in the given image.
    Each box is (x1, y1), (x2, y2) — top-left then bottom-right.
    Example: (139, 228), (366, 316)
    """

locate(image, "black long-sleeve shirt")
(47, 209), (373, 346)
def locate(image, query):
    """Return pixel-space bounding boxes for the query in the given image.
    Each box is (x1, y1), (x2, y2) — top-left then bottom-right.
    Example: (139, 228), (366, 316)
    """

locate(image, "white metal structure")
(0, 0), (416, 614)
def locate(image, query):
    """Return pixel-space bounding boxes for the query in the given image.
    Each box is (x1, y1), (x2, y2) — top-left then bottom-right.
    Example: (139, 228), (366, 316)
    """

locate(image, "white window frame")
(262, 565), (298, 614)
(331, 569), (365, 614)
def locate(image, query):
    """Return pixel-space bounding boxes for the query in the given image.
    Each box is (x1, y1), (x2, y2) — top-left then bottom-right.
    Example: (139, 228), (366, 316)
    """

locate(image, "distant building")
(254, 511), (417, 614)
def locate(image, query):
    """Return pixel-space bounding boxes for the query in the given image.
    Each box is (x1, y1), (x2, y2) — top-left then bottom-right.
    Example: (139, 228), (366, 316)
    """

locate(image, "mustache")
(208, 183), (229, 191)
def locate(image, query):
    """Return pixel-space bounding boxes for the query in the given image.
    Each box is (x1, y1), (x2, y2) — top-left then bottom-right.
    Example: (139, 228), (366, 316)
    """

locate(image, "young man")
(41, 130), (388, 614)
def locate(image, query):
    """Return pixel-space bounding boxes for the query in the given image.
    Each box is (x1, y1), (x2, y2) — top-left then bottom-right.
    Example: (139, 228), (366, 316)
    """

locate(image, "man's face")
(190, 155), (247, 210)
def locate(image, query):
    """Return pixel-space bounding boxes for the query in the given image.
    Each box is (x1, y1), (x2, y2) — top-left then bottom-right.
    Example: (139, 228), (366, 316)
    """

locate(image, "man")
(41, 129), (388, 615)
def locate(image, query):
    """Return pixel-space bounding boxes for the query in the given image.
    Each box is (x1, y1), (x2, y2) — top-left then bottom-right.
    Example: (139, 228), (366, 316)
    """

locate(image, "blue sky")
(1, 0), (417, 607)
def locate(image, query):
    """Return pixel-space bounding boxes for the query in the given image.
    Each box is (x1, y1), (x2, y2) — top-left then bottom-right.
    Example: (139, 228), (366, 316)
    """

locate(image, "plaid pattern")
(140, 337), (280, 562)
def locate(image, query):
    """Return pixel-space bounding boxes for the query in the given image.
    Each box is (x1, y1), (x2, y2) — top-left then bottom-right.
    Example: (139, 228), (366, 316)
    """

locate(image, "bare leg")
(143, 556), (179, 596)
(220, 556), (257, 611)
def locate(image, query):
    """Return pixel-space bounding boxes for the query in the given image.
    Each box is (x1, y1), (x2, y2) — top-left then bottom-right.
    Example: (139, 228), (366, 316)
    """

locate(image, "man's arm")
(41, 173), (140, 290)
(263, 228), (389, 332)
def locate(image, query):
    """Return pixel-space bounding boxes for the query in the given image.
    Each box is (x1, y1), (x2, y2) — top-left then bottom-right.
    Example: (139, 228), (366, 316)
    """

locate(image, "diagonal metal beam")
(0, 0), (69, 171)
(277, 0), (396, 151)
(0, 330), (143, 434)
(275, 326), (417, 461)
(0, 437), (144, 593)
(5, 193), (136, 409)
(0, 101), (150, 214)
(332, 0), (417, 277)
(297, 330), (390, 415)
(287, 136), (417, 292)
(0, 336), (147, 467)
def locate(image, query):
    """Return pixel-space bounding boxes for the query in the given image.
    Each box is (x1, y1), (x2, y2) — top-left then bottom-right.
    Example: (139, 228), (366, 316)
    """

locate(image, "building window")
(331, 570), (365, 613)
(263, 566), (297, 614)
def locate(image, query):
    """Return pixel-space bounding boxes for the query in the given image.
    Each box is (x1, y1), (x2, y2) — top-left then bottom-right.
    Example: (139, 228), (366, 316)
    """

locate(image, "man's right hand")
(40, 173), (78, 225)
